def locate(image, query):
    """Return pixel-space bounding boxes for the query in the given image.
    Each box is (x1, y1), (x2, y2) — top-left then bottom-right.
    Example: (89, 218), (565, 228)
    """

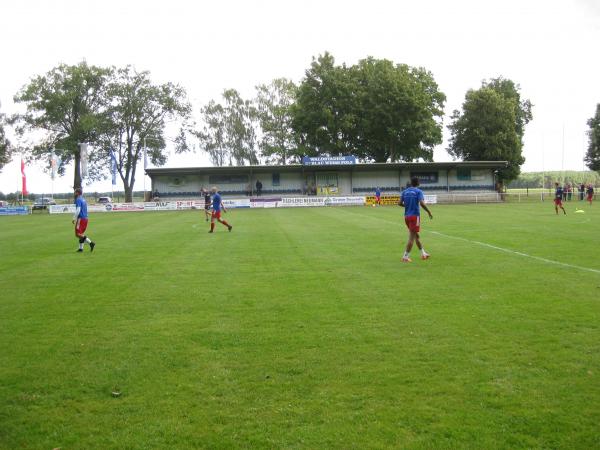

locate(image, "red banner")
(21, 158), (28, 196)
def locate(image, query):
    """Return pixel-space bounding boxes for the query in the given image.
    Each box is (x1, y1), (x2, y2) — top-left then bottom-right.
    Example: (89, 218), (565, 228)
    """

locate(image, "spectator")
(579, 183), (585, 201)
(246, 183), (252, 197)
(566, 183), (572, 201)
(256, 179), (263, 196)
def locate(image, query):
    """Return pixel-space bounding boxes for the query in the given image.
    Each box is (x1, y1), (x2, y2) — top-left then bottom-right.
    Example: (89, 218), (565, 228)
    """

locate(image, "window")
(457, 168), (471, 181)
(272, 173), (280, 187)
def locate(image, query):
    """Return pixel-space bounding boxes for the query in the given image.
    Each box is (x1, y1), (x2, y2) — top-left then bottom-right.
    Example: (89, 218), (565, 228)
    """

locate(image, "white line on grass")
(429, 230), (600, 275)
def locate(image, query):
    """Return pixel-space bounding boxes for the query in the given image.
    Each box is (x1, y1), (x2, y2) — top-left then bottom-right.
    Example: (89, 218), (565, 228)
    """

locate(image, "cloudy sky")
(1, 0), (599, 194)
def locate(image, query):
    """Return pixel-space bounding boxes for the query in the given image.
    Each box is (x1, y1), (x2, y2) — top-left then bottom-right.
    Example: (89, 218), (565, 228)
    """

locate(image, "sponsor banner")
(0, 206), (29, 216)
(250, 197), (281, 209)
(49, 205), (76, 214)
(410, 171), (439, 184)
(324, 196), (365, 206)
(110, 203), (145, 212)
(365, 194), (437, 206)
(144, 201), (177, 211)
(302, 155), (356, 166)
(279, 197), (326, 207)
(223, 198), (251, 209)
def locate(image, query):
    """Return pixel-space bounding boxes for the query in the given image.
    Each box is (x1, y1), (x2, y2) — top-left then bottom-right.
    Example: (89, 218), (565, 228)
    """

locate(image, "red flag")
(21, 158), (28, 196)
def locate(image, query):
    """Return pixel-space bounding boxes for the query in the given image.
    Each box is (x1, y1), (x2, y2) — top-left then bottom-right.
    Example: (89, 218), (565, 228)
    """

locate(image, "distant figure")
(554, 182), (567, 215)
(208, 186), (232, 233)
(399, 177), (433, 263)
(375, 187), (381, 206)
(579, 183), (585, 201)
(566, 183), (572, 201)
(202, 187), (211, 222)
(255, 179), (263, 196)
(246, 183), (252, 197)
(73, 188), (96, 253)
(587, 184), (594, 205)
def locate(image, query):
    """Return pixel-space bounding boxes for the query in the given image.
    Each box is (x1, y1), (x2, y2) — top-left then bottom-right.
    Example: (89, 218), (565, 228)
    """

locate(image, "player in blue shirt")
(375, 187), (381, 205)
(209, 186), (233, 233)
(554, 182), (567, 215)
(72, 188), (95, 252)
(399, 177), (433, 262)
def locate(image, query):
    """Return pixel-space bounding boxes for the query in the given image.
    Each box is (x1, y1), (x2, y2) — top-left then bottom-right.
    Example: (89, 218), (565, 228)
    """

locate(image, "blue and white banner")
(302, 156), (356, 166)
(109, 148), (118, 186)
(0, 206), (30, 216)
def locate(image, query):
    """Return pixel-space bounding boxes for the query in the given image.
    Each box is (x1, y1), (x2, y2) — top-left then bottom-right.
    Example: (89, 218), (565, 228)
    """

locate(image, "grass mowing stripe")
(429, 230), (600, 275)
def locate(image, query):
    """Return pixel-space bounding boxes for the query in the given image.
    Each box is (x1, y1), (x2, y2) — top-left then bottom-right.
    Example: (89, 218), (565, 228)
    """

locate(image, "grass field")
(1, 202), (600, 449)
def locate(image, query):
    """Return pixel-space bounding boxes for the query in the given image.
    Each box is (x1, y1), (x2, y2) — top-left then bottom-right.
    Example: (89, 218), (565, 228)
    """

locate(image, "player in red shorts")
(554, 182), (567, 215)
(208, 186), (232, 233)
(375, 187), (381, 206)
(72, 188), (95, 252)
(586, 184), (594, 205)
(399, 177), (433, 262)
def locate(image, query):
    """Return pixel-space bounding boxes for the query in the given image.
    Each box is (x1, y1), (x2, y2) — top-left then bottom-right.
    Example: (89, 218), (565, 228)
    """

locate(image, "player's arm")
(399, 195), (405, 207)
(221, 201), (227, 213)
(419, 200), (433, 219)
(72, 207), (81, 224)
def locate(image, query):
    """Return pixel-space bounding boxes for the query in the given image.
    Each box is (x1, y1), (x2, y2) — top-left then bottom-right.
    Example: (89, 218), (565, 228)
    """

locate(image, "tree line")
(7, 52), (598, 202)
(508, 170), (600, 189)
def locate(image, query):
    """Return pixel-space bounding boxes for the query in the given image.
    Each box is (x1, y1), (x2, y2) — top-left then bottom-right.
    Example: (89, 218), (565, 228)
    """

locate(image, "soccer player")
(202, 187), (211, 222)
(73, 188), (95, 252)
(554, 182), (567, 215)
(375, 187), (381, 206)
(209, 186), (232, 233)
(587, 184), (594, 205)
(399, 177), (433, 262)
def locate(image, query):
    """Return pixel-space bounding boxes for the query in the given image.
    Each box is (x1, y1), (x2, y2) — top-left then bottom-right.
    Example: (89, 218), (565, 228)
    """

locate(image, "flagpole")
(143, 137), (147, 202)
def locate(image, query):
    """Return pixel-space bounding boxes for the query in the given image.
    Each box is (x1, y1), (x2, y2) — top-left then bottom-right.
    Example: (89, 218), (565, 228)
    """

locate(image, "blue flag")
(109, 148), (117, 185)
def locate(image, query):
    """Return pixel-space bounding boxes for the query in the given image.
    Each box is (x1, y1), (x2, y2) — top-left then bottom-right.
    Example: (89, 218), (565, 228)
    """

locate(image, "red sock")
(210, 222), (215, 231)
(221, 220), (230, 227)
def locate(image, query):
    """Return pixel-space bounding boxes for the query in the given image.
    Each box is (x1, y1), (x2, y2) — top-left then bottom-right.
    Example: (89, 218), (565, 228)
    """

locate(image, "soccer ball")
(372, 204), (376, 208)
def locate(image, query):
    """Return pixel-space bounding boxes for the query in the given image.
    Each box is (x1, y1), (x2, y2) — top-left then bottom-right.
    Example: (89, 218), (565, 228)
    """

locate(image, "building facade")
(146, 161), (506, 199)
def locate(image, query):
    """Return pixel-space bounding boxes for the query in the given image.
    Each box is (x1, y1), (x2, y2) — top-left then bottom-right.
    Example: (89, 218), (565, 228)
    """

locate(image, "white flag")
(50, 151), (58, 180)
(80, 143), (88, 178)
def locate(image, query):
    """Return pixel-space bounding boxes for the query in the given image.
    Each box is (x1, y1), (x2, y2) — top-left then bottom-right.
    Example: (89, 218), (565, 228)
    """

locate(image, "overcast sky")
(1, 0), (599, 194)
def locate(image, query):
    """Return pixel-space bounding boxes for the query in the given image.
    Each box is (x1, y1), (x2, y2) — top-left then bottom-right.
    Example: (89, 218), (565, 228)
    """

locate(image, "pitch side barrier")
(46, 193), (523, 215)
(0, 206), (30, 216)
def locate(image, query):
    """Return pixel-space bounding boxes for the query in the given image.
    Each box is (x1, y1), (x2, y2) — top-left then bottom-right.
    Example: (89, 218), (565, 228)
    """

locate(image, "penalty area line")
(429, 231), (600, 275)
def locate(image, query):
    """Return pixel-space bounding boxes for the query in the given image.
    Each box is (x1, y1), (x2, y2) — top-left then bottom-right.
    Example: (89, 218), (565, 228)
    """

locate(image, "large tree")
(585, 104), (600, 172)
(447, 78), (532, 183)
(351, 57), (445, 162)
(255, 78), (299, 164)
(291, 53), (446, 162)
(102, 66), (191, 202)
(13, 62), (112, 189)
(197, 89), (258, 166)
(290, 53), (356, 157)
(0, 104), (10, 170)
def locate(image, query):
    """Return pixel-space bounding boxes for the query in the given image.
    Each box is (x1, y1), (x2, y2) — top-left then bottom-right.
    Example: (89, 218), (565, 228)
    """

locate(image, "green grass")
(1, 202), (600, 449)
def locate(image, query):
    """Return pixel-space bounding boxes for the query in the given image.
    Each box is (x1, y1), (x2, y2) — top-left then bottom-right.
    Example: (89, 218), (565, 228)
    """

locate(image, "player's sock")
(79, 242), (84, 250)
(84, 237), (92, 244)
(420, 248), (427, 255)
(403, 251), (409, 259)
(210, 222), (215, 232)
(221, 220), (230, 227)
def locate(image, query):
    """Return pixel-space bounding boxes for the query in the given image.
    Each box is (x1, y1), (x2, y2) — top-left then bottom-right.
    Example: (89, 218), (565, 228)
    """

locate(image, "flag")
(109, 148), (117, 186)
(21, 158), (28, 196)
(80, 143), (88, 178)
(50, 151), (58, 180)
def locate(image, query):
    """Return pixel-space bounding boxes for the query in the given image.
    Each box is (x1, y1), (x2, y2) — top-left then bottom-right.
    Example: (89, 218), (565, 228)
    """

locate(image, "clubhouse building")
(146, 158), (507, 200)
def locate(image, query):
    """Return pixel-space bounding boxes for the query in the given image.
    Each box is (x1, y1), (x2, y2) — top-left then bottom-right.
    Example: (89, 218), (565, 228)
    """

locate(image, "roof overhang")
(145, 161), (508, 177)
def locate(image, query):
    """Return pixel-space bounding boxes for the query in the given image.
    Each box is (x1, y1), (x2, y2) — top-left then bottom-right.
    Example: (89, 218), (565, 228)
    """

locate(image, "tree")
(447, 79), (532, 183)
(351, 58), (445, 162)
(255, 78), (299, 164)
(13, 62), (112, 189)
(0, 104), (10, 170)
(198, 89), (258, 166)
(102, 66), (192, 202)
(291, 53), (356, 157)
(291, 53), (446, 162)
(585, 104), (600, 172)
